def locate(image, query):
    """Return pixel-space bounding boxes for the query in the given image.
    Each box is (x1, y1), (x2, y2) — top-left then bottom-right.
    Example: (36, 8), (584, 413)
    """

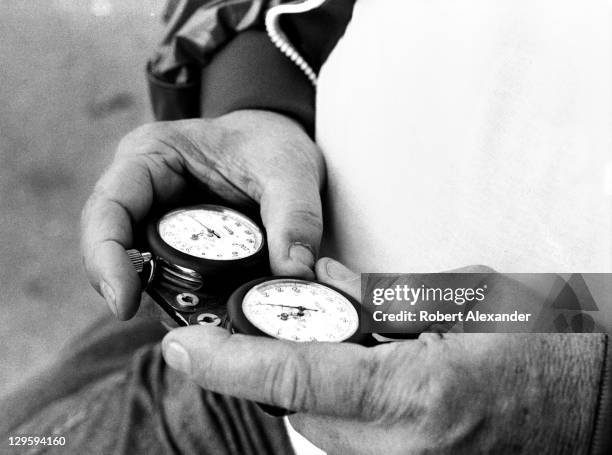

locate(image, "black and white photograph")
(1, 0), (611, 454)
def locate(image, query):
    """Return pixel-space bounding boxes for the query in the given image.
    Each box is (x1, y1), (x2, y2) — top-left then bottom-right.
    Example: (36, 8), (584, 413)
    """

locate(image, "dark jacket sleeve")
(147, 0), (356, 135)
(198, 29), (315, 134)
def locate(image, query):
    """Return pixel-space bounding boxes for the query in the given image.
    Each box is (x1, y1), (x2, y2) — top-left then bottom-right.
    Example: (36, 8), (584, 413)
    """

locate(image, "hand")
(160, 258), (602, 454)
(81, 110), (324, 319)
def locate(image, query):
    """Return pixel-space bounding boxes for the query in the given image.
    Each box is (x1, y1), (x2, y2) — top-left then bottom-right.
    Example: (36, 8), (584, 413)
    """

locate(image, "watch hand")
(188, 215), (221, 238)
(258, 303), (319, 312)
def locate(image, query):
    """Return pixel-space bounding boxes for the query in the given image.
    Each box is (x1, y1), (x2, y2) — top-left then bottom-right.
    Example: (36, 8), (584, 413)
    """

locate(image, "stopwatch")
(226, 277), (370, 416)
(227, 277), (366, 344)
(126, 204), (269, 327)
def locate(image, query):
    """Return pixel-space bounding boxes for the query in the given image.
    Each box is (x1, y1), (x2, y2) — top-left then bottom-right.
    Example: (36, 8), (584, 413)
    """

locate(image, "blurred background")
(0, 0), (164, 395)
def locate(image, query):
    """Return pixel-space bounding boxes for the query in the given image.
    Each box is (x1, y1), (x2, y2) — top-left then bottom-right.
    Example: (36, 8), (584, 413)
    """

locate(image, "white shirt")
(318, 0), (612, 275)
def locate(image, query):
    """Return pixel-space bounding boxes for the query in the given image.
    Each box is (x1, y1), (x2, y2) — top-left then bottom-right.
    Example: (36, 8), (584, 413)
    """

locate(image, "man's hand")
(160, 258), (605, 454)
(81, 110), (324, 319)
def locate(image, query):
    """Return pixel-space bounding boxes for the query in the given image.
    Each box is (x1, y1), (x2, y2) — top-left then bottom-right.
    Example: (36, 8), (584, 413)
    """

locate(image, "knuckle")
(359, 343), (441, 423)
(289, 207), (323, 235)
(123, 121), (172, 142)
(358, 342), (454, 424)
(353, 350), (388, 419)
(117, 122), (186, 158)
(117, 122), (160, 151)
(416, 342), (460, 414)
(115, 123), (189, 178)
(420, 359), (487, 442)
(263, 347), (314, 411)
(424, 365), (457, 414)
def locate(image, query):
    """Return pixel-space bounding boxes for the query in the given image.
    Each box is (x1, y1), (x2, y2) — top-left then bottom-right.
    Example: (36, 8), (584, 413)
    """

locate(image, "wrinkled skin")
(81, 110), (324, 319)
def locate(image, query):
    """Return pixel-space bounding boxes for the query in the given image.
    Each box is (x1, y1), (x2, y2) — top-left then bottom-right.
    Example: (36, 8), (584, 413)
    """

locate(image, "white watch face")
(242, 279), (359, 342)
(158, 206), (263, 260)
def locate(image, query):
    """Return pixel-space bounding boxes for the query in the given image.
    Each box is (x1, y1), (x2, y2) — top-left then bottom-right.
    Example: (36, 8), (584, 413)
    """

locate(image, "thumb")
(260, 179), (323, 279)
(315, 257), (361, 300)
(161, 325), (388, 418)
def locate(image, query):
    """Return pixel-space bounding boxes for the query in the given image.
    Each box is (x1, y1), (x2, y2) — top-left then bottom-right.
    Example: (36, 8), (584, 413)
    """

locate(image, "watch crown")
(126, 249), (152, 273)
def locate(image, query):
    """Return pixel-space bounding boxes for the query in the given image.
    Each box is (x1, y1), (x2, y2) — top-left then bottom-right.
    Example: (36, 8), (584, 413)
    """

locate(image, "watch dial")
(158, 206), (263, 260)
(242, 279), (359, 342)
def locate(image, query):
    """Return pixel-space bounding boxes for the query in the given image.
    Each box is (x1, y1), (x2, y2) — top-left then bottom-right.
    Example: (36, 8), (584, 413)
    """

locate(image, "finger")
(81, 129), (186, 319)
(316, 259), (499, 334)
(316, 259), (495, 300)
(161, 325), (396, 418)
(260, 177), (323, 279)
(315, 257), (361, 299)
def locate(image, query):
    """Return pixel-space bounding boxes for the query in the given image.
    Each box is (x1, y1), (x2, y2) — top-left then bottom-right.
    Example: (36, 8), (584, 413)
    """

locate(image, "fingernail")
(325, 259), (358, 281)
(163, 340), (192, 374)
(289, 243), (315, 268)
(100, 281), (117, 316)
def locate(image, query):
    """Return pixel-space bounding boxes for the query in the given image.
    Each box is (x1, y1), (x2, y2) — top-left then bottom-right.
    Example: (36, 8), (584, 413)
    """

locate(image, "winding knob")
(126, 249), (153, 273)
